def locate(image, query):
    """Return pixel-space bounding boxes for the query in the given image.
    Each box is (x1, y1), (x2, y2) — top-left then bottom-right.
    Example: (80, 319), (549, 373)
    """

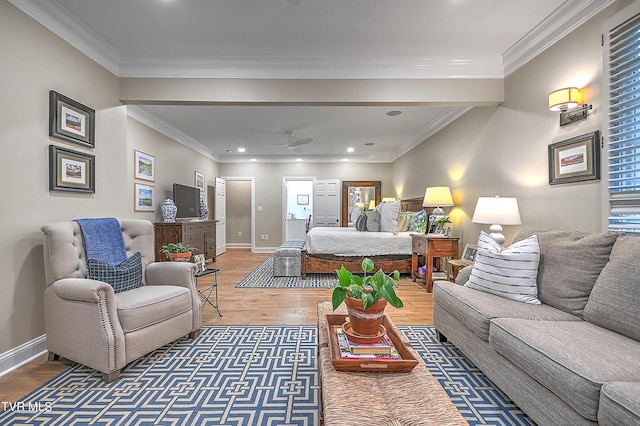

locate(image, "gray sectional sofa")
(433, 230), (640, 425)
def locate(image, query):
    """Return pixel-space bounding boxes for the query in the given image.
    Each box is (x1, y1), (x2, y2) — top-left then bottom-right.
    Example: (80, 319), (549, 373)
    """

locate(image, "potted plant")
(433, 216), (452, 235)
(332, 258), (403, 337)
(160, 242), (198, 262)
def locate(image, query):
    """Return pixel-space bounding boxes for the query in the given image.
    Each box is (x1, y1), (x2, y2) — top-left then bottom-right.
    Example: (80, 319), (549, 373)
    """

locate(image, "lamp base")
(489, 224), (505, 245)
(428, 207), (446, 233)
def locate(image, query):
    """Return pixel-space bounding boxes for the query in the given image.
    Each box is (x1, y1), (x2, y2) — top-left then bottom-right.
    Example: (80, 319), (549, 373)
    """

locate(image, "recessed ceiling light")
(347, 147), (354, 153)
(237, 147), (246, 153)
(365, 142), (375, 146)
(386, 110), (402, 117)
(296, 158), (303, 162)
(251, 158), (257, 162)
(226, 150), (233, 153)
(342, 158), (348, 162)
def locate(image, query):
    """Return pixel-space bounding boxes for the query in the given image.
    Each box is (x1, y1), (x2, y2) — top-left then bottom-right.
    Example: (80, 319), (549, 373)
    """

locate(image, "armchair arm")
(51, 277), (116, 302)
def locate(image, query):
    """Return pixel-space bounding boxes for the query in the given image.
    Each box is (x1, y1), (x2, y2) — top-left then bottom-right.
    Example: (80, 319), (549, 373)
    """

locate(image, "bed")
(300, 197), (425, 278)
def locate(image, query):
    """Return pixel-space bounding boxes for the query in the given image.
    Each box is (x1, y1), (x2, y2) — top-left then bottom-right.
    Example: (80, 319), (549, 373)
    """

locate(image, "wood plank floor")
(0, 249), (434, 403)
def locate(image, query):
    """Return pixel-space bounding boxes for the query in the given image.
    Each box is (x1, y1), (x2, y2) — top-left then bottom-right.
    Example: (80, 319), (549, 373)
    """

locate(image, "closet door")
(313, 180), (340, 227)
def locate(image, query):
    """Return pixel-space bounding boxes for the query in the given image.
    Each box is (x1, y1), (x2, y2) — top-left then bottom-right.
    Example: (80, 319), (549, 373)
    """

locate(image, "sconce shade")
(472, 196), (521, 225)
(549, 87), (581, 112)
(422, 186), (454, 207)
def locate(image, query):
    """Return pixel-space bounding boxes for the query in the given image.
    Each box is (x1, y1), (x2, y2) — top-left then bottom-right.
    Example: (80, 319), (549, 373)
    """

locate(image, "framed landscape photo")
(134, 150), (155, 181)
(49, 145), (95, 193)
(134, 183), (155, 212)
(548, 131), (600, 185)
(195, 171), (205, 191)
(49, 91), (95, 148)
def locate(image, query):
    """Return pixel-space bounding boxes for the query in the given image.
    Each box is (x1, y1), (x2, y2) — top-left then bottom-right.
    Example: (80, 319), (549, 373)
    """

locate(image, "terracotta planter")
(169, 252), (192, 262)
(344, 296), (387, 336)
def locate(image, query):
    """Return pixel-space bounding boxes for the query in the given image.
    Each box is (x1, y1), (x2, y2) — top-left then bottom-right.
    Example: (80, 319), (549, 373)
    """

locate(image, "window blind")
(607, 11), (640, 232)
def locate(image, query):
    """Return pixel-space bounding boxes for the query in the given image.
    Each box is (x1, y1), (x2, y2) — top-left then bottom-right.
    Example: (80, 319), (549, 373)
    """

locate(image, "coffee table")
(317, 302), (466, 425)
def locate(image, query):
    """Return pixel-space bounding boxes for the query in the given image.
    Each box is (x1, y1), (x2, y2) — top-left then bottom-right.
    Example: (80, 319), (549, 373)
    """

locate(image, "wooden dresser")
(154, 221), (216, 262)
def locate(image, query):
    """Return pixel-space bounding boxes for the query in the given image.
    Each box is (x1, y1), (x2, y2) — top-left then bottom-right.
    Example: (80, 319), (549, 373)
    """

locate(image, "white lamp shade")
(472, 196), (521, 225)
(423, 186), (454, 207)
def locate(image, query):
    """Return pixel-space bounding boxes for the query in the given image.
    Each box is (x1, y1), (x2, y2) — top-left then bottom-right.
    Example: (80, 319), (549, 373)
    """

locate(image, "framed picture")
(297, 194), (309, 205)
(195, 171), (205, 191)
(460, 243), (478, 266)
(49, 145), (95, 193)
(134, 183), (155, 212)
(49, 91), (95, 148)
(134, 150), (155, 181)
(548, 131), (600, 185)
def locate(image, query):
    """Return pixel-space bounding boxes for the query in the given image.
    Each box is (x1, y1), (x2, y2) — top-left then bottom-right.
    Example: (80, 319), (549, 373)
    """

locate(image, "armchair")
(41, 219), (202, 383)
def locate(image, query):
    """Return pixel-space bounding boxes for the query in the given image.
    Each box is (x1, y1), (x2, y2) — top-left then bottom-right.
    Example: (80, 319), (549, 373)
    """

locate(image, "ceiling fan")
(268, 131), (313, 152)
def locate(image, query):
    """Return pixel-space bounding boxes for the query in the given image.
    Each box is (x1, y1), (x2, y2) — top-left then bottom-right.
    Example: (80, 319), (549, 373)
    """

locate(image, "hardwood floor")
(0, 249), (434, 403)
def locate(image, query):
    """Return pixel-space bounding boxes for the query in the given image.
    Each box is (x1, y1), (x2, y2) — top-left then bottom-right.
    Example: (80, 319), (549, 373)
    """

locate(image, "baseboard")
(252, 246), (277, 254)
(225, 243), (252, 249)
(0, 335), (47, 378)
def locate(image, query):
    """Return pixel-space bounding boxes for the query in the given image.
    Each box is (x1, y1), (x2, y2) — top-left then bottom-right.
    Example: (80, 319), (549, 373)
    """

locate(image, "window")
(606, 4), (640, 233)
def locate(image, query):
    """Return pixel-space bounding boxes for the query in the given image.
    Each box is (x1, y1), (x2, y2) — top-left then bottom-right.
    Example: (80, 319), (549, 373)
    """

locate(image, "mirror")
(341, 181), (381, 226)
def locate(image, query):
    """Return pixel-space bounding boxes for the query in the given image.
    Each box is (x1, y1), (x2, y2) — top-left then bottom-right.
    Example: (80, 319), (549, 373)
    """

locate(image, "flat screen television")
(173, 183), (200, 220)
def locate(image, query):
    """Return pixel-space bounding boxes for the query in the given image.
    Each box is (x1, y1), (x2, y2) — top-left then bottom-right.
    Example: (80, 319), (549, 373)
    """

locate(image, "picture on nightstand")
(461, 243), (477, 265)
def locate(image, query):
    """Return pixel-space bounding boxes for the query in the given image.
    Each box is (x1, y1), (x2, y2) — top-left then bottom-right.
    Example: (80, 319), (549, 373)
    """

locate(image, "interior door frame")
(282, 176), (316, 242)
(221, 176), (255, 252)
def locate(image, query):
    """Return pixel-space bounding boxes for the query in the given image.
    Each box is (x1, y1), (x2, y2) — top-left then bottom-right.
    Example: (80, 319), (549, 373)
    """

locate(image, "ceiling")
(13, 0), (612, 162)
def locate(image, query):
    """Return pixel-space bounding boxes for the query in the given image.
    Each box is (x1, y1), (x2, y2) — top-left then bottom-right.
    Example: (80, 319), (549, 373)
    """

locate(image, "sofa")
(433, 229), (640, 425)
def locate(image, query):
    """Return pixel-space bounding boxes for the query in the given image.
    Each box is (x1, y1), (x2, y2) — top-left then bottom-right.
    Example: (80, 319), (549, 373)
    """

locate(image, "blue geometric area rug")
(0, 325), (533, 426)
(235, 258), (335, 289)
(399, 325), (535, 426)
(0, 326), (320, 426)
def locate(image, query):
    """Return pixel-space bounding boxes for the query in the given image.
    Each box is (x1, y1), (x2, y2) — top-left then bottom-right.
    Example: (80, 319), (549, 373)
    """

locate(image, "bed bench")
(273, 240), (306, 277)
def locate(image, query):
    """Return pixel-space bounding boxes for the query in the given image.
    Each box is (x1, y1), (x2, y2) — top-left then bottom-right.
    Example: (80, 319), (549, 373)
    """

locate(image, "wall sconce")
(548, 87), (592, 126)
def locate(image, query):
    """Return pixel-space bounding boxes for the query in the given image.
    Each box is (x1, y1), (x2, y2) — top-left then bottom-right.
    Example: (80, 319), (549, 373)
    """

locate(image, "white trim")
(225, 243), (252, 249)
(503, 0), (615, 75)
(0, 335), (47, 378)
(252, 247), (278, 254)
(127, 106), (218, 162)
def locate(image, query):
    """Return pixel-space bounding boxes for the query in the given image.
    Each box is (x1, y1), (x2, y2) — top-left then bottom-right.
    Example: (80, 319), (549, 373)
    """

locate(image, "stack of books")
(336, 328), (401, 360)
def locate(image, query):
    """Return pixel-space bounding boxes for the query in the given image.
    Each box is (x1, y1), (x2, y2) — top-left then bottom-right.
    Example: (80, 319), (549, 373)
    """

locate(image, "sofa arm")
(146, 261), (198, 290)
(455, 265), (473, 285)
(50, 277), (116, 302)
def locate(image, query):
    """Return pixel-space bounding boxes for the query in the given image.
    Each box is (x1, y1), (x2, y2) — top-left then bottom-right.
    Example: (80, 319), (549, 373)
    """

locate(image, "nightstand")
(411, 234), (459, 292)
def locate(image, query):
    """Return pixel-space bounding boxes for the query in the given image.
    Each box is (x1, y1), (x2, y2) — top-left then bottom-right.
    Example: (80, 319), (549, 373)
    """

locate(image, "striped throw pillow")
(464, 231), (541, 304)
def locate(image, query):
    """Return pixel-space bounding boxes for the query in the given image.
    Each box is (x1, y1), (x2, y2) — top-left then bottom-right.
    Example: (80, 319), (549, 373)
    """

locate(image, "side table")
(411, 234), (459, 292)
(195, 268), (222, 317)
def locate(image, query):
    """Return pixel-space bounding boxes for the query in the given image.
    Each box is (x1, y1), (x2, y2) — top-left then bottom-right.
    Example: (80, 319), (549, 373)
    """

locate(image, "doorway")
(283, 178), (314, 241)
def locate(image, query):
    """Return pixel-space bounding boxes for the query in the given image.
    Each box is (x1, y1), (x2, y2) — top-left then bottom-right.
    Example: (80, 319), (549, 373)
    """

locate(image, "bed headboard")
(400, 197), (425, 212)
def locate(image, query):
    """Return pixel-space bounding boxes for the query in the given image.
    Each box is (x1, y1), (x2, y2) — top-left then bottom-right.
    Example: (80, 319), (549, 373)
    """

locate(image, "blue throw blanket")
(75, 218), (127, 265)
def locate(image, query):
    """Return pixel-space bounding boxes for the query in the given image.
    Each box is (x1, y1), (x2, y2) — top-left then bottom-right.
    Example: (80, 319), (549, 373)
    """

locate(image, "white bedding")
(305, 227), (413, 256)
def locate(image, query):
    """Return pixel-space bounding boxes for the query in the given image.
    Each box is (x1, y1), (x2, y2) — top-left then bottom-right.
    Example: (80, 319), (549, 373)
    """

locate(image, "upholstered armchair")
(41, 219), (202, 383)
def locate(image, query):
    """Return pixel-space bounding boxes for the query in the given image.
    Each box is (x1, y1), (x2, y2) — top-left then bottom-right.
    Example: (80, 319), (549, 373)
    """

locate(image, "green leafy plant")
(434, 216), (452, 233)
(332, 258), (403, 311)
(160, 242), (198, 258)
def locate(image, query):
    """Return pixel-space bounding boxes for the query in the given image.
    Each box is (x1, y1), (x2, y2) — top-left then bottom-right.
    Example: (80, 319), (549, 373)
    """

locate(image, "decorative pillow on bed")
(377, 200), (401, 234)
(355, 214), (368, 231)
(88, 252), (143, 293)
(366, 210), (381, 232)
(464, 231), (541, 304)
(397, 212), (411, 232)
(349, 206), (362, 224)
(407, 210), (426, 231)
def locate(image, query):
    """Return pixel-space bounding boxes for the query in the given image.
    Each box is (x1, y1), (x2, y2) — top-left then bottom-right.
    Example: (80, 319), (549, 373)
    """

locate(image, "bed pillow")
(378, 200), (401, 234)
(408, 210), (426, 231)
(349, 205), (362, 223)
(355, 214), (368, 231)
(88, 252), (143, 293)
(397, 212), (412, 232)
(464, 232), (541, 304)
(366, 210), (381, 232)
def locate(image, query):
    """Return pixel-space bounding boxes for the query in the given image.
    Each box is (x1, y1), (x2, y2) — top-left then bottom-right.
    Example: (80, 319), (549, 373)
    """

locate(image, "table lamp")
(471, 196), (521, 244)
(422, 186), (454, 233)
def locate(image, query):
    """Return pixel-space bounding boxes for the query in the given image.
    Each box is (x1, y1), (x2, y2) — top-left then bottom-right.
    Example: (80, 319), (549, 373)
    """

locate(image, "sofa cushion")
(464, 232), (541, 304)
(490, 318), (640, 421)
(514, 229), (618, 318)
(584, 234), (640, 341)
(115, 284), (192, 333)
(87, 252), (143, 293)
(598, 382), (640, 426)
(433, 280), (580, 341)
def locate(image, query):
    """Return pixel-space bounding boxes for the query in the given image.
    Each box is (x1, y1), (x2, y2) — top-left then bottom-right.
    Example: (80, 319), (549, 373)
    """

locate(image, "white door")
(215, 177), (226, 256)
(313, 180), (340, 227)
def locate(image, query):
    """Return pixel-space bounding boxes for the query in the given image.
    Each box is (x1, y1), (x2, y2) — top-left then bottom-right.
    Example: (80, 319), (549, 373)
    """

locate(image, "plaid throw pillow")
(87, 252), (143, 293)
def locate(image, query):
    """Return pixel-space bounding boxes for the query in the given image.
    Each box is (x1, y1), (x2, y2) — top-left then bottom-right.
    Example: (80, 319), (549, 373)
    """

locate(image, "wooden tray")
(325, 314), (419, 372)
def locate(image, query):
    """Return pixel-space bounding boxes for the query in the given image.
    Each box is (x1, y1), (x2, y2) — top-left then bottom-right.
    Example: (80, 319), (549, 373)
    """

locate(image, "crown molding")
(8, 0), (121, 75)
(503, 0), (615, 76)
(118, 56), (504, 79)
(126, 106), (218, 162)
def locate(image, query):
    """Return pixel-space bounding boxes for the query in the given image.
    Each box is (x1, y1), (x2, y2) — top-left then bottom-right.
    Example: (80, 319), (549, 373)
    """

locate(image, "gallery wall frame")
(49, 91), (95, 148)
(134, 183), (155, 212)
(49, 145), (95, 193)
(548, 130), (600, 185)
(297, 194), (309, 205)
(195, 171), (205, 191)
(134, 150), (155, 181)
